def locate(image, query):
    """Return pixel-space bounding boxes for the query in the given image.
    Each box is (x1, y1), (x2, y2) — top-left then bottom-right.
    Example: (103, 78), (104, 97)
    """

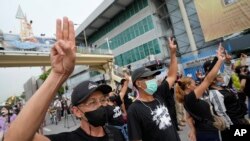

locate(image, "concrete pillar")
(178, 0), (197, 54)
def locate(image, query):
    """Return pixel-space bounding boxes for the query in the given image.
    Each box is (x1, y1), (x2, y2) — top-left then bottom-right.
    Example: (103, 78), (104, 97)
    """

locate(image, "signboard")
(194, 0), (250, 42)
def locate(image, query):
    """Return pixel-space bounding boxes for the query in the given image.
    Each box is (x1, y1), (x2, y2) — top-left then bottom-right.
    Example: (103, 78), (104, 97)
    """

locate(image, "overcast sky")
(0, 0), (103, 103)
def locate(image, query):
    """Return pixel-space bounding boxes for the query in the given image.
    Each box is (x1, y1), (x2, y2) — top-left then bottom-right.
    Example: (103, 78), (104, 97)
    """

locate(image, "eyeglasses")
(79, 97), (107, 108)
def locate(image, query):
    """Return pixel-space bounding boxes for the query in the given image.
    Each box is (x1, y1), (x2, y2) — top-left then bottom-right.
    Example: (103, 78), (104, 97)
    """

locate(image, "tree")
(39, 68), (67, 96)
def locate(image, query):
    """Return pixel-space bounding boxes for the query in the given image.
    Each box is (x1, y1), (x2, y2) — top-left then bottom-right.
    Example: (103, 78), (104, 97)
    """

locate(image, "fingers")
(54, 42), (65, 55)
(63, 17), (69, 40)
(219, 42), (222, 48)
(56, 19), (62, 40)
(68, 20), (75, 47)
(168, 37), (173, 45)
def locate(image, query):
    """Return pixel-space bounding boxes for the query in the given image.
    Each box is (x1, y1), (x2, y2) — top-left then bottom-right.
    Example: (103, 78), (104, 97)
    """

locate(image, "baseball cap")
(131, 67), (160, 85)
(71, 81), (112, 106)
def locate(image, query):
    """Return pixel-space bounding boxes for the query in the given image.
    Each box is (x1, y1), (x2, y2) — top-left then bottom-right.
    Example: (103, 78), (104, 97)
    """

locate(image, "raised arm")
(4, 17), (76, 141)
(166, 37), (178, 88)
(194, 44), (225, 98)
(119, 73), (130, 101)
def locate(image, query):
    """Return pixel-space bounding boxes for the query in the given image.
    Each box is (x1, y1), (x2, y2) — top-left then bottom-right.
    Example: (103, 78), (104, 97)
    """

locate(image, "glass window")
(153, 39), (161, 54)
(116, 55), (123, 66)
(138, 0), (144, 9)
(130, 26), (135, 40)
(147, 16), (154, 29)
(126, 51), (132, 64)
(122, 53), (128, 65)
(138, 21), (144, 35)
(133, 48), (140, 61)
(139, 45), (145, 59)
(134, 23), (140, 37)
(142, 18), (149, 32)
(127, 28), (131, 41)
(143, 43), (149, 56)
(143, 0), (148, 7)
(123, 30), (128, 43)
(148, 41), (155, 54)
(134, 1), (139, 13)
(130, 50), (136, 62)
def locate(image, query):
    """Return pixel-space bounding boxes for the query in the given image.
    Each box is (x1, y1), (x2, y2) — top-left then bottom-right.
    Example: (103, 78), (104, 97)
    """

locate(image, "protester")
(175, 44), (225, 141)
(127, 37), (180, 141)
(4, 17), (124, 141)
(53, 97), (62, 121)
(105, 74), (130, 140)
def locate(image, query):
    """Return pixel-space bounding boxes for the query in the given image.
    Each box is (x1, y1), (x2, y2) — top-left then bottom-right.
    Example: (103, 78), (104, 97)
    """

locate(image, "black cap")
(71, 81), (112, 106)
(131, 67), (160, 85)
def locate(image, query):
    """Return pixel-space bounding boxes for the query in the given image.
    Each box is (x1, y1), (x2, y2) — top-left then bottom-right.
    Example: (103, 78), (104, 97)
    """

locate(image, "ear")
(135, 80), (141, 88)
(72, 106), (84, 119)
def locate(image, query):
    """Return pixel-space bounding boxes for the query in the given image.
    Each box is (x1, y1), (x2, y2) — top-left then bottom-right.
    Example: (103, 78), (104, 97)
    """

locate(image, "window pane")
(138, 0), (144, 9)
(153, 39), (161, 54)
(127, 28), (131, 41)
(130, 26), (135, 40)
(127, 51), (132, 64)
(143, 0), (148, 7)
(147, 16), (154, 29)
(138, 21), (144, 35)
(134, 23), (140, 37)
(132, 48), (138, 61)
(148, 41), (155, 54)
(139, 45), (145, 59)
(143, 43), (149, 56)
(142, 18), (149, 32)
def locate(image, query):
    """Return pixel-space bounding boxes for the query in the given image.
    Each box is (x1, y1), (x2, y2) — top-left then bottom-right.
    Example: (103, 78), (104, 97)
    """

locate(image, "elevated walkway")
(0, 48), (113, 67)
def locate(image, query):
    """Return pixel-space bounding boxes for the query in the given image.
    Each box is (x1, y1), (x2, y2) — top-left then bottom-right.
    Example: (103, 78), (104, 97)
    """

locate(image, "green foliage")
(39, 68), (67, 96)
(39, 68), (51, 80)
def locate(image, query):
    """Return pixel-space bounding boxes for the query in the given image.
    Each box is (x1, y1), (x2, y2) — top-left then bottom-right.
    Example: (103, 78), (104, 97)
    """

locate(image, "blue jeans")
(113, 124), (128, 141)
(196, 131), (220, 141)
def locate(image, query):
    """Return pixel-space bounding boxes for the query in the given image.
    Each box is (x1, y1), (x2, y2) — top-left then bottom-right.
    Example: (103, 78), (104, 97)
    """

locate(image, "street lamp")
(105, 37), (112, 54)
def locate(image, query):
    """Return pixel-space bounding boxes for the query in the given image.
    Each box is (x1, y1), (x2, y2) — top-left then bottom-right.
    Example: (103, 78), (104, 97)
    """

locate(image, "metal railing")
(0, 46), (113, 56)
(76, 47), (112, 55)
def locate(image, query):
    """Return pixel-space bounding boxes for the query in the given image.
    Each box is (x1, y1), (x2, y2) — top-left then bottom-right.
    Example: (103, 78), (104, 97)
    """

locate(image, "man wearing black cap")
(4, 17), (123, 141)
(127, 37), (180, 141)
(47, 80), (124, 141)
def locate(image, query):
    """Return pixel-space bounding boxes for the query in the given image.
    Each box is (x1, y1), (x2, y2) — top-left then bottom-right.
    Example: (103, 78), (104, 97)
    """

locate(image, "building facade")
(76, 0), (250, 80)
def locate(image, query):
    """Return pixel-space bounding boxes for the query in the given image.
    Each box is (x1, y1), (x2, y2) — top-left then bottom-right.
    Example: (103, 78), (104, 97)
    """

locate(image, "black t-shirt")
(123, 88), (133, 110)
(239, 74), (250, 96)
(107, 105), (125, 126)
(184, 92), (217, 131)
(46, 126), (124, 141)
(218, 89), (246, 119)
(127, 79), (180, 141)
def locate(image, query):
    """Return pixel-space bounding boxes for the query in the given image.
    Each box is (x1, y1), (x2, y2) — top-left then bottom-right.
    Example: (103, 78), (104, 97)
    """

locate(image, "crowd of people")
(0, 103), (22, 139)
(1, 17), (250, 141)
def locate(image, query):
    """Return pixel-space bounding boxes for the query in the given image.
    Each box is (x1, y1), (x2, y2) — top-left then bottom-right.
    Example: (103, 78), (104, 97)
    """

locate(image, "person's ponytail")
(175, 81), (186, 103)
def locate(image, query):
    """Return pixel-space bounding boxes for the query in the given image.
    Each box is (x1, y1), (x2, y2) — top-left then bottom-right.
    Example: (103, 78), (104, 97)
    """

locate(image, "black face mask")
(84, 106), (107, 127)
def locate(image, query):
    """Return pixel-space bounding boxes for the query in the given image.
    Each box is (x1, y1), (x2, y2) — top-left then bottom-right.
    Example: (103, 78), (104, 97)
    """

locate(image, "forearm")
(119, 81), (128, 100)
(186, 114), (195, 131)
(166, 52), (178, 86)
(5, 72), (68, 141)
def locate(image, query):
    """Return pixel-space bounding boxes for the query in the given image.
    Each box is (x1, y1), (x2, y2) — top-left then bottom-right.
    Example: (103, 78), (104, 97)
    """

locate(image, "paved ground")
(43, 114), (190, 140)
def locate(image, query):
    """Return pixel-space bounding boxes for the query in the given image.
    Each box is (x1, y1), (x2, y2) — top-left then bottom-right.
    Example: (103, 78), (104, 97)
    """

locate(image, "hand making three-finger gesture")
(50, 17), (76, 76)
